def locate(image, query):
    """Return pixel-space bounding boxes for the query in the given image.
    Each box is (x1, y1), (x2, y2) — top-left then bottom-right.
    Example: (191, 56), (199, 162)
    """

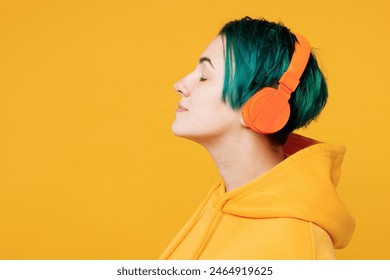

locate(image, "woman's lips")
(176, 103), (188, 112)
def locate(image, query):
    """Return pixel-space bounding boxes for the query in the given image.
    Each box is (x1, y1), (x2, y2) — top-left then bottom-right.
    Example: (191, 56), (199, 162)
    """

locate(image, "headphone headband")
(279, 33), (311, 93)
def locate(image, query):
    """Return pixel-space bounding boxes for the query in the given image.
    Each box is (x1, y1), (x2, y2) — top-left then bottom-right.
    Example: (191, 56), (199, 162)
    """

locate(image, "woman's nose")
(174, 79), (190, 97)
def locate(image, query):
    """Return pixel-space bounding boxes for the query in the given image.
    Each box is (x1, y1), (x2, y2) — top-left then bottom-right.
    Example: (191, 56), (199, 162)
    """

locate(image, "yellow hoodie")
(160, 134), (355, 259)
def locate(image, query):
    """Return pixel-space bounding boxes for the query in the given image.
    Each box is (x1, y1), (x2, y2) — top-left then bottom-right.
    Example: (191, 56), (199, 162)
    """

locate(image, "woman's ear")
(240, 116), (249, 127)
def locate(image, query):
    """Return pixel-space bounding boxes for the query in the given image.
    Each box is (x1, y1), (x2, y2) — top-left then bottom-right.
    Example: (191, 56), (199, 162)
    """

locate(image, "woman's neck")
(203, 130), (285, 192)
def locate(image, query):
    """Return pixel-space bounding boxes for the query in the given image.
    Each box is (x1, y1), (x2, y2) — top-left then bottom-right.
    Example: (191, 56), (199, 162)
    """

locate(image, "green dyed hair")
(219, 17), (328, 145)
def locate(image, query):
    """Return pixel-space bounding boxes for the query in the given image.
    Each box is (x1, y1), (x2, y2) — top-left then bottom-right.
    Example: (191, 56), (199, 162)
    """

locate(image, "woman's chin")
(171, 122), (188, 137)
(171, 124), (198, 142)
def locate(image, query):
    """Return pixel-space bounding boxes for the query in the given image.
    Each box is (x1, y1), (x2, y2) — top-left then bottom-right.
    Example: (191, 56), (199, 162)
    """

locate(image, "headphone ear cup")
(242, 87), (291, 134)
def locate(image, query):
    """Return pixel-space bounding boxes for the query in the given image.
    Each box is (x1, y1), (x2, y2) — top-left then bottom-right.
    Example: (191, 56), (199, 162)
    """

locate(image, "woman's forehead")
(200, 35), (225, 65)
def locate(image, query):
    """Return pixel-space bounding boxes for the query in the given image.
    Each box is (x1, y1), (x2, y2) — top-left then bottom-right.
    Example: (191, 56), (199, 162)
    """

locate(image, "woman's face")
(171, 35), (241, 144)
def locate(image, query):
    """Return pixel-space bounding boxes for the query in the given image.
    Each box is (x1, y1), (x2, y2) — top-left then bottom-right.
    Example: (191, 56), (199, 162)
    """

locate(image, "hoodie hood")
(221, 133), (355, 248)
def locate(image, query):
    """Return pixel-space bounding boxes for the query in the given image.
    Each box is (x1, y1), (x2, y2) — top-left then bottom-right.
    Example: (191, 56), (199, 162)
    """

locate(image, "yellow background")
(0, 0), (389, 259)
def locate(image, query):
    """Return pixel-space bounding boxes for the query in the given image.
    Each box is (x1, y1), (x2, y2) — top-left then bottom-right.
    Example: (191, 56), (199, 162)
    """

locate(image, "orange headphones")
(241, 33), (311, 134)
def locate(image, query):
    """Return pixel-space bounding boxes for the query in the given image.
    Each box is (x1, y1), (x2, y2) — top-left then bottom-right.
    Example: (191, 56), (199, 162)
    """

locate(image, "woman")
(160, 17), (355, 259)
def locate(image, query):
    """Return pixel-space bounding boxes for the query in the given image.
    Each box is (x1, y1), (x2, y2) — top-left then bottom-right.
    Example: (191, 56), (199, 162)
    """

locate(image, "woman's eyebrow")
(199, 57), (214, 69)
